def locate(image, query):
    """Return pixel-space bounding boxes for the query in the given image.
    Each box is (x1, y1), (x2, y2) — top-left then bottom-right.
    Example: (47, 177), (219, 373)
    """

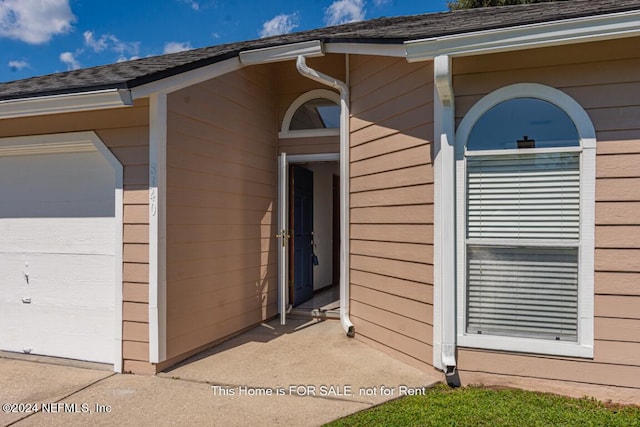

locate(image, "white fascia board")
(239, 40), (324, 65)
(131, 57), (242, 99)
(325, 43), (405, 57)
(406, 10), (640, 61)
(0, 89), (132, 119)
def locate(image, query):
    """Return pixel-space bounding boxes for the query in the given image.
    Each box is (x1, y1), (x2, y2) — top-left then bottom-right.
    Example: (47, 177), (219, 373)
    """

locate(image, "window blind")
(467, 152), (580, 241)
(466, 246), (578, 341)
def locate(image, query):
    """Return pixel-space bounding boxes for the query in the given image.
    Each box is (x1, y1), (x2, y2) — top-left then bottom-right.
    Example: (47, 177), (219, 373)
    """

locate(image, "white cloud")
(60, 51), (80, 70)
(83, 31), (109, 52)
(259, 12), (299, 38)
(325, 0), (365, 26)
(179, 0), (200, 11)
(117, 56), (140, 63)
(163, 41), (193, 54)
(0, 0), (75, 44)
(8, 60), (29, 71)
(373, 0), (391, 6)
(83, 31), (140, 62)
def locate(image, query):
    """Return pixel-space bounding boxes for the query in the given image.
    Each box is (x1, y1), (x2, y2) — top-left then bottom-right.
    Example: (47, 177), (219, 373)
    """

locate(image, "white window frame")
(455, 83), (595, 358)
(279, 89), (340, 139)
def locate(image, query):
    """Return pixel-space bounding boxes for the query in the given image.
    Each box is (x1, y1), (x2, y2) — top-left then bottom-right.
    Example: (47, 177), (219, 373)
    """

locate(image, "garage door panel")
(0, 253), (115, 308)
(0, 152), (115, 218)
(0, 218), (115, 255)
(0, 301), (114, 363)
(0, 201), (115, 219)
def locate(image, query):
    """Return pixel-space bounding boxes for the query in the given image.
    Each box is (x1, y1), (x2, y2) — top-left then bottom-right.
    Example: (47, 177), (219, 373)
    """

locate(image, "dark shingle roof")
(1, 0), (639, 101)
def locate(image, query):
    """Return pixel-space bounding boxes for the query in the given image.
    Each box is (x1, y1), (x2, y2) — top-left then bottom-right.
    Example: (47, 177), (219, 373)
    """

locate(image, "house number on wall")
(150, 163), (158, 216)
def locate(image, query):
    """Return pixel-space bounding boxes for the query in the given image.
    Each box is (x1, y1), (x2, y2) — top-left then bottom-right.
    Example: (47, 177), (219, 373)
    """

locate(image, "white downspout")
(296, 55), (355, 337)
(434, 54), (457, 375)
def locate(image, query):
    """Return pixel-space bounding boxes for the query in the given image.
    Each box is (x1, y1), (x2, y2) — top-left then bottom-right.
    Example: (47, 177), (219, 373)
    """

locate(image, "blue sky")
(0, 0), (449, 83)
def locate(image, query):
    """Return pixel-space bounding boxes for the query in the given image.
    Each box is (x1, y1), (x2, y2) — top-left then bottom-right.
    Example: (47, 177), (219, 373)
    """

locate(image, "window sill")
(457, 334), (594, 359)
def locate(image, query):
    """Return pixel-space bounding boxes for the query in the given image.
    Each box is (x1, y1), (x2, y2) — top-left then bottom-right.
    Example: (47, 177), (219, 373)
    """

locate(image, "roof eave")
(405, 9), (640, 61)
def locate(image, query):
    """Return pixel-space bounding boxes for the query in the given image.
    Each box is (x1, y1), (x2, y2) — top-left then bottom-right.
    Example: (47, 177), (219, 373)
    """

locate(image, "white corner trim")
(149, 93), (167, 364)
(0, 89), (132, 119)
(406, 10), (640, 61)
(279, 88), (340, 138)
(131, 58), (242, 99)
(239, 40), (324, 65)
(87, 131), (125, 373)
(325, 43), (405, 57)
(433, 55), (457, 372)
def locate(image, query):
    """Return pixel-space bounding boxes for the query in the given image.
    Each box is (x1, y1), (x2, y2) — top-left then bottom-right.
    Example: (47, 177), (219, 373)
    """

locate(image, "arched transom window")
(280, 89), (340, 138)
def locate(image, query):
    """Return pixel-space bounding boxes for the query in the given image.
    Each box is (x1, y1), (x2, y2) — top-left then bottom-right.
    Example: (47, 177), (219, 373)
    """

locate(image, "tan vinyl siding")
(166, 65), (278, 361)
(349, 55), (435, 371)
(453, 36), (640, 401)
(0, 101), (151, 373)
(278, 135), (339, 155)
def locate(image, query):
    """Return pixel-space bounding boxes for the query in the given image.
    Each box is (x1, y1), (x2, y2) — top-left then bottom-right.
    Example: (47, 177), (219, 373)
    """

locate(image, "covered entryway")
(278, 153), (341, 322)
(0, 132), (122, 367)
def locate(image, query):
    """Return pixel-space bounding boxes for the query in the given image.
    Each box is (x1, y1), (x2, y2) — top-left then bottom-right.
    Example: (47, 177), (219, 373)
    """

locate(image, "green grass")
(325, 384), (640, 427)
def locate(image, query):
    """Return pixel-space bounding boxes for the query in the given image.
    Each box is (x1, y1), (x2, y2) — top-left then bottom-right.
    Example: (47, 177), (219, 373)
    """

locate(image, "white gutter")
(433, 55), (457, 376)
(325, 43), (405, 57)
(405, 9), (640, 61)
(296, 55), (355, 338)
(0, 89), (132, 119)
(239, 40), (324, 65)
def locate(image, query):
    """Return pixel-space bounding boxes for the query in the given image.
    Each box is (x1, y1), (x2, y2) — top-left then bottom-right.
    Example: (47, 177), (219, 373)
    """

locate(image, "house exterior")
(0, 0), (638, 404)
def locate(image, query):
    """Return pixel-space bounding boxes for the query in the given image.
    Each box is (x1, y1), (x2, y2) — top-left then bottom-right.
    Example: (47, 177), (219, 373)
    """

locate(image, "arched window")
(455, 84), (595, 358)
(279, 89), (340, 138)
(467, 98), (579, 150)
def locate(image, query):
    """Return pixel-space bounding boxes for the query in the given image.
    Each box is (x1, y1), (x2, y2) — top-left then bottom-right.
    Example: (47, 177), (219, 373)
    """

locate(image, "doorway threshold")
(289, 285), (339, 320)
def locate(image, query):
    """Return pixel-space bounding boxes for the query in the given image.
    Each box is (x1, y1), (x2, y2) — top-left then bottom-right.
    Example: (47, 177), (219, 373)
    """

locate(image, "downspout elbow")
(296, 56), (347, 94)
(296, 55), (354, 338)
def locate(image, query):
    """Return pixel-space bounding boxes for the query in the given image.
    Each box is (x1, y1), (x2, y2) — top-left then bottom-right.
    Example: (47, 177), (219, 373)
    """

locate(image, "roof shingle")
(1, 0), (639, 101)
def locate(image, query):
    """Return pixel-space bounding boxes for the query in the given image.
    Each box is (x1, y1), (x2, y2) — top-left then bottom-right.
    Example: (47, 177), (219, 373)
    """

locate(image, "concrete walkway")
(1, 318), (441, 426)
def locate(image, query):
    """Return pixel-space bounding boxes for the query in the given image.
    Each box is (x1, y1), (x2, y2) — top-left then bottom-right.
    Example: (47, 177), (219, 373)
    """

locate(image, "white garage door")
(0, 144), (117, 364)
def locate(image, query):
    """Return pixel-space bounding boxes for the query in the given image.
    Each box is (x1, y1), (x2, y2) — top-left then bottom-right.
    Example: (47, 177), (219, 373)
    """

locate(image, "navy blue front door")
(292, 165), (314, 306)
